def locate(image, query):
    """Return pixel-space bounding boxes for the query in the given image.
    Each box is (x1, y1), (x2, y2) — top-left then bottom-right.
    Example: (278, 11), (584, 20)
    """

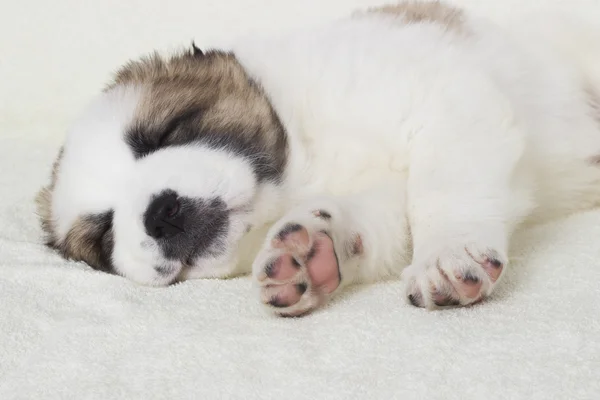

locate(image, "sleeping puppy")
(36, 1), (600, 316)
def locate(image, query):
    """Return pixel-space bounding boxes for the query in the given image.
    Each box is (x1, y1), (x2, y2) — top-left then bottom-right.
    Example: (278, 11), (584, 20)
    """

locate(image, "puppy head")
(36, 47), (288, 285)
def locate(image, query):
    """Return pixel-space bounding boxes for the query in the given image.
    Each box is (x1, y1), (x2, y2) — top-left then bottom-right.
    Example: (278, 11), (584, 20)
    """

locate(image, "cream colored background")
(1, 1), (599, 399)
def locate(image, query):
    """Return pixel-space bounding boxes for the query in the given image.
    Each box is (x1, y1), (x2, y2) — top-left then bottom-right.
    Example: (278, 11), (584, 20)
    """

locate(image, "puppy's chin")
(119, 260), (184, 287)
(178, 255), (240, 281)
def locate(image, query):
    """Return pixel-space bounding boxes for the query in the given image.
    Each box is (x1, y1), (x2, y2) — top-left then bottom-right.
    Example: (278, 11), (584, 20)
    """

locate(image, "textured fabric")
(1, 1), (599, 399)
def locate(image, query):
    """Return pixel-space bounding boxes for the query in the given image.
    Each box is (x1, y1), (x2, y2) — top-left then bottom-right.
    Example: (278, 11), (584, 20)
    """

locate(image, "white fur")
(52, 7), (600, 309)
(52, 86), (140, 240)
(231, 10), (600, 309)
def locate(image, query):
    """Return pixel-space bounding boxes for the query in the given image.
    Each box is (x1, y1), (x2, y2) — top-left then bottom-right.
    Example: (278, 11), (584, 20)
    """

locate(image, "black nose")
(144, 191), (185, 239)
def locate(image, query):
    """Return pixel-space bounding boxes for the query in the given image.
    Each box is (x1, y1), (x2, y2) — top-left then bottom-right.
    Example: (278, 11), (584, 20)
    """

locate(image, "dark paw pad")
(432, 292), (460, 307)
(488, 258), (503, 268)
(461, 272), (480, 284)
(277, 223), (303, 240)
(408, 292), (424, 307)
(312, 209), (332, 220)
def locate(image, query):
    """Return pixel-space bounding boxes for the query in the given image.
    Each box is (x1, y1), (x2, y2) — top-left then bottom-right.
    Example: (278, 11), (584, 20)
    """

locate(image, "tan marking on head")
(357, 0), (466, 33)
(111, 48), (287, 180)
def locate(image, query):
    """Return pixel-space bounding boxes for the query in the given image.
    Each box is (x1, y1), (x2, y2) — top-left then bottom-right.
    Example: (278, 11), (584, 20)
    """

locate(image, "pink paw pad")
(259, 222), (344, 311)
(406, 248), (505, 309)
(453, 272), (483, 299)
(481, 257), (503, 282)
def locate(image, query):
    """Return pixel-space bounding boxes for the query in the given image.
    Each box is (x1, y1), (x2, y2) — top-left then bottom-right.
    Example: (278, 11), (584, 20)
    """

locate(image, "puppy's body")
(235, 7), (600, 310)
(37, 2), (600, 314)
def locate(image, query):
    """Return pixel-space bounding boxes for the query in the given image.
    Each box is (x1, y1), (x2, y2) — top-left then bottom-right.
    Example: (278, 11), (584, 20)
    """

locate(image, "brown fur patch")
(60, 212), (115, 272)
(360, 1), (466, 33)
(113, 48), (288, 182)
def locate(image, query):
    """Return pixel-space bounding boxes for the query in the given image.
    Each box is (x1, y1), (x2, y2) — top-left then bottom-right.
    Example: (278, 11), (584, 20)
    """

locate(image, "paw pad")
(404, 245), (506, 309)
(253, 207), (362, 316)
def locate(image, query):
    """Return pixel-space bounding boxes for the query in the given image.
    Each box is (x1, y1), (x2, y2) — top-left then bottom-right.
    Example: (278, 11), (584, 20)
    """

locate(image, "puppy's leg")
(403, 78), (534, 309)
(252, 185), (410, 317)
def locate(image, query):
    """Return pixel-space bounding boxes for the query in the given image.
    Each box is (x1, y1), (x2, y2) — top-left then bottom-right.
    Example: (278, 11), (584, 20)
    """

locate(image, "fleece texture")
(1, 0), (599, 399)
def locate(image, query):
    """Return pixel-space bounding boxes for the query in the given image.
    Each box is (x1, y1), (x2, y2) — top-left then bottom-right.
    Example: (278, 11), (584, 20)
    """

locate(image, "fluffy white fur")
(52, 6), (600, 313)
(237, 11), (600, 311)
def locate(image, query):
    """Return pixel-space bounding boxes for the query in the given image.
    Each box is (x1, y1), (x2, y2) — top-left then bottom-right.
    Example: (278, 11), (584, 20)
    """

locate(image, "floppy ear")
(191, 41), (204, 57)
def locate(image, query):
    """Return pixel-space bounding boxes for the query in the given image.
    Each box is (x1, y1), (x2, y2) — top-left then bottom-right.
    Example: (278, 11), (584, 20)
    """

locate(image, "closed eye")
(126, 108), (202, 159)
(156, 109), (201, 147)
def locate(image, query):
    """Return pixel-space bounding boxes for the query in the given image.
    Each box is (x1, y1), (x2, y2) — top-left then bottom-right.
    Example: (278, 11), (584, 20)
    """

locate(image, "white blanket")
(1, 1), (599, 398)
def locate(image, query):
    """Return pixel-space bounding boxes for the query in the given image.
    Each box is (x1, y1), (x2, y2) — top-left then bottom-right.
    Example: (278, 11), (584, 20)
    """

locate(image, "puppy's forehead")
(111, 49), (259, 127)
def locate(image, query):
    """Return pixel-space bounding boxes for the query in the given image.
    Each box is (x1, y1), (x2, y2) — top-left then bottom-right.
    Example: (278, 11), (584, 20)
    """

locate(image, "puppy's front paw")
(402, 242), (506, 309)
(252, 206), (361, 317)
